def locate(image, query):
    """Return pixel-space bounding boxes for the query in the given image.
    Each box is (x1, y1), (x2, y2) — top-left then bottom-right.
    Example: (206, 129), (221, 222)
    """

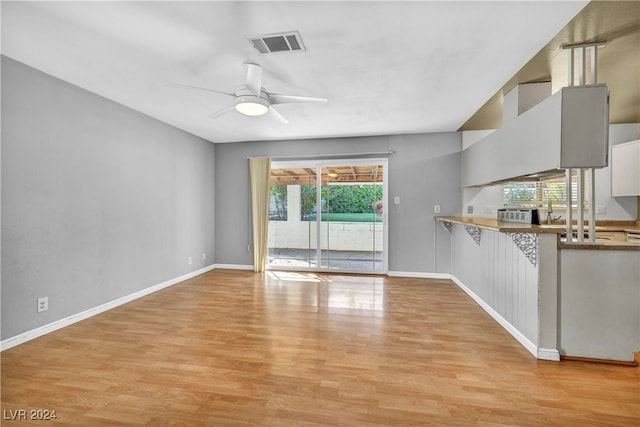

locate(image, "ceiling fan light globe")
(235, 96), (269, 116)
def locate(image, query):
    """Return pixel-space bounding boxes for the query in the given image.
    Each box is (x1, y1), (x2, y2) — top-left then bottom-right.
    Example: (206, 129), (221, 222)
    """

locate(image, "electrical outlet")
(596, 205), (607, 214)
(202, 253), (206, 260)
(37, 297), (48, 313)
(484, 205), (493, 214)
(188, 257), (193, 265)
(394, 196), (400, 205)
(467, 205), (474, 214)
(434, 205), (441, 214)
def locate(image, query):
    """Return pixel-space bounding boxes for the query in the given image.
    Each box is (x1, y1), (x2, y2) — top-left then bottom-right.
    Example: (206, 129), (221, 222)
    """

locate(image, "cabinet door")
(612, 140), (640, 197)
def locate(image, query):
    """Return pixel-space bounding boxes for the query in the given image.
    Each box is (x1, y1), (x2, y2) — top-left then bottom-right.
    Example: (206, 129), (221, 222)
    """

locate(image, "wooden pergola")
(270, 165), (383, 186)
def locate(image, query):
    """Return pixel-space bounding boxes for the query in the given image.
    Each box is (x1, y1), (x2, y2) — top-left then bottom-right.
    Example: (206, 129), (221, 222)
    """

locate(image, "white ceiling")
(1, 1), (588, 143)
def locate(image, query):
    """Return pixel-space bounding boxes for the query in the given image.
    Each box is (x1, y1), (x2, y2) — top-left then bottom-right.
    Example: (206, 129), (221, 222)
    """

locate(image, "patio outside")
(268, 164), (384, 273)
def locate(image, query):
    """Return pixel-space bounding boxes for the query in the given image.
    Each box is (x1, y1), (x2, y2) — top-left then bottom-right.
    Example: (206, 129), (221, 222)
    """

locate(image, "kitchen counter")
(435, 216), (640, 250)
(435, 216), (562, 233)
(437, 216), (640, 363)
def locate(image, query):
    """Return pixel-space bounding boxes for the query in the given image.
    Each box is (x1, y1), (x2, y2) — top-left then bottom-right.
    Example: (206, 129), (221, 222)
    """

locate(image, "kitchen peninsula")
(435, 216), (640, 363)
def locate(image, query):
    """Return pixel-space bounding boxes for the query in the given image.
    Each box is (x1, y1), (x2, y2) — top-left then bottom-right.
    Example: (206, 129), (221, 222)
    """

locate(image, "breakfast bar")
(435, 216), (640, 363)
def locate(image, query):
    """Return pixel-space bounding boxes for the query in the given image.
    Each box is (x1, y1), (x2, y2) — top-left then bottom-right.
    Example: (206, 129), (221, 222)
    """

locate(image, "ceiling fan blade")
(245, 62), (263, 96)
(168, 82), (234, 97)
(208, 105), (236, 119)
(269, 93), (328, 105)
(269, 106), (289, 124)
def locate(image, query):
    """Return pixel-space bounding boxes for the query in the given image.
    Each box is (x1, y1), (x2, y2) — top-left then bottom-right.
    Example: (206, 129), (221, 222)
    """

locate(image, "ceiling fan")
(172, 62), (328, 123)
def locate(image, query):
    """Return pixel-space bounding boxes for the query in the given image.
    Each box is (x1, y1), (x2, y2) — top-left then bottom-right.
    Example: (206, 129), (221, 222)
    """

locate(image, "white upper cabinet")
(463, 85), (610, 187)
(612, 139), (640, 196)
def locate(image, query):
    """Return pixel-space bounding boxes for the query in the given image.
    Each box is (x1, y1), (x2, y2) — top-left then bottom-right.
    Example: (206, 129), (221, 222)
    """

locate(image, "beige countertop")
(435, 216), (640, 250)
(434, 216), (564, 233)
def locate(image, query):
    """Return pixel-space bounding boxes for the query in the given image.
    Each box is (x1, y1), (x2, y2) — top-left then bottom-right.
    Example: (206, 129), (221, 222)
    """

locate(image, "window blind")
(503, 172), (589, 210)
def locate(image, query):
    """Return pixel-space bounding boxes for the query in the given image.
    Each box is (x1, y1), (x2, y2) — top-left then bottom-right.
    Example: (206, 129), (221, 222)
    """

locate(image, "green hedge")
(301, 184), (383, 217)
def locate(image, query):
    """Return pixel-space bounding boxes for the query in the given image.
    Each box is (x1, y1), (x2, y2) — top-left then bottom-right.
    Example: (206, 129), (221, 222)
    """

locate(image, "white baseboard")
(450, 275), (544, 360)
(1, 264), (216, 352)
(537, 348), (561, 361)
(213, 264), (254, 271)
(387, 271), (452, 279)
(3, 266), (561, 362)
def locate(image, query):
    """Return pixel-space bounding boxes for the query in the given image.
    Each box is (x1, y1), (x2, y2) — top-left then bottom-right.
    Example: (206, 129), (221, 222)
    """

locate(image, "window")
(269, 185), (288, 220)
(503, 172), (590, 210)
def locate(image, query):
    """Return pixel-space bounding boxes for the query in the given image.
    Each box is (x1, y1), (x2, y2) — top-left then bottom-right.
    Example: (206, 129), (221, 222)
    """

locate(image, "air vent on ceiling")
(247, 31), (305, 54)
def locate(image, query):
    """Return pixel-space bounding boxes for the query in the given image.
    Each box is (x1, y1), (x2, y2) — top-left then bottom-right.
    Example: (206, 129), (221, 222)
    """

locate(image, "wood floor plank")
(2, 269), (639, 426)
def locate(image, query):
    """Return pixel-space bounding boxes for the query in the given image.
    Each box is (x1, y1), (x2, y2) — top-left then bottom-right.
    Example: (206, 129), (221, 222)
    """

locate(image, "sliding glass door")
(319, 165), (384, 272)
(268, 168), (317, 269)
(267, 159), (387, 274)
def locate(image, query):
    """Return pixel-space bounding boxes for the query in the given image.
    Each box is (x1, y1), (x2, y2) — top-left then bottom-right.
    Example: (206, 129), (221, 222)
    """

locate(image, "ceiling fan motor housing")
(234, 89), (270, 116)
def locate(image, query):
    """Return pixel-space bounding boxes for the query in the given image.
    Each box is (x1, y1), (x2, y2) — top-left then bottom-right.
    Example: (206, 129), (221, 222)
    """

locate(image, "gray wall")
(214, 132), (461, 273)
(1, 57), (215, 339)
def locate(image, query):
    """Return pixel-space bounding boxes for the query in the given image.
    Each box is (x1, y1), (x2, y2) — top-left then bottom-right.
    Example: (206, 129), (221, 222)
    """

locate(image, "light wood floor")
(2, 269), (639, 426)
